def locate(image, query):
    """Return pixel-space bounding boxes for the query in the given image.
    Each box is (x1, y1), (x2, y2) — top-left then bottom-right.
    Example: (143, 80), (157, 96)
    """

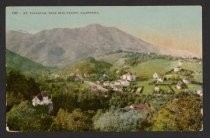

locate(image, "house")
(153, 73), (159, 79)
(157, 77), (164, 83)
(135, 87), (143, 94)
(173, 66), (182, 72)
(121, 72), (136, 81)
(176, 81), (184, 89)
(129, 104), (149, 110)
(32, 91), (53, 113)
(182, 76), (191, 84)
(196, 90), (203, 97)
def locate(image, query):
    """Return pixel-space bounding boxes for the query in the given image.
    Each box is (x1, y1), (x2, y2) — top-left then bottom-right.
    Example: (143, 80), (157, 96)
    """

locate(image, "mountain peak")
(6, 24), (159, 66)
(86, 24), (104, 28)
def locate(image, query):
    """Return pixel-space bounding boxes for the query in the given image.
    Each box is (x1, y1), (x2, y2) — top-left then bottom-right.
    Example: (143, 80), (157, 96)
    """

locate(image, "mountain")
(6, 49), (47, 72)
(6, 24), (159, 67)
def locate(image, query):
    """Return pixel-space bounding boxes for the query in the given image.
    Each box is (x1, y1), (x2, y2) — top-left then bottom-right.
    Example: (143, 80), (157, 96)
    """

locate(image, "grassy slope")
(61, 57), (112, 75)
(126, 58), (202, 95)
(96, 52), (127, 64)
(6, 49), (47, 72)
(130, 59), (177, 78)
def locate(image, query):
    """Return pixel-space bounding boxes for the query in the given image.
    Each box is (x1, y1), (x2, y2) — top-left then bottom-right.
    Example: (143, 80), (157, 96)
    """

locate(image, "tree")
(93, 108), (150, 132)
(50, 108), (93, 131)
(6, 70), (40, 109)
(151, 94), (202, 131)
(7, 101), (53, 131)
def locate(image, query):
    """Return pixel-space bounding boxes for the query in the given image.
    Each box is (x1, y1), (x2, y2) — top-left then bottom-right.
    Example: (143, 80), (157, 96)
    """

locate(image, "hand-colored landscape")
(6, 6), (202, 132)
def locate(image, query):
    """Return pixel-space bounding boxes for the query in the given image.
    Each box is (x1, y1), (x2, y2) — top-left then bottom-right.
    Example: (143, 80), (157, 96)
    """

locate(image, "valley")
(6, 49), (203, 132)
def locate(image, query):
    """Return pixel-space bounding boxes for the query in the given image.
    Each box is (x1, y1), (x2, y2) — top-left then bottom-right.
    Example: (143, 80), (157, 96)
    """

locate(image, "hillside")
(61, 57), (112, 75)
(6, 49), (47, 72)
(6, 24), (159, 67)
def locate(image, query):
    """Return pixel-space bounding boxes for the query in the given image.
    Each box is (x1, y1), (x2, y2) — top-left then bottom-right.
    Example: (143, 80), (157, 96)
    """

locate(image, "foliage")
(7, 101), (53, 131)
(50, 108), (92, 131)
(6, 49), (47, 73)
(93, 108), (150, 132)
(52, 84), (110, 114)
(6, 70), (40, 110)
(72, 57), (112, 75)
(151, 94), (202, 131)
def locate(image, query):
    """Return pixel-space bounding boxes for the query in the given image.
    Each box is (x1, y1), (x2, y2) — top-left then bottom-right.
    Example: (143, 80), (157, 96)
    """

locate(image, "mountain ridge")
(6, 24), (200, 67)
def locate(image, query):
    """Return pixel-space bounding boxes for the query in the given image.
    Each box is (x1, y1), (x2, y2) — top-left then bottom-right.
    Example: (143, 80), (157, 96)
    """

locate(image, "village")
(31, 59), (203, 113)
(6, 54), (203, 132)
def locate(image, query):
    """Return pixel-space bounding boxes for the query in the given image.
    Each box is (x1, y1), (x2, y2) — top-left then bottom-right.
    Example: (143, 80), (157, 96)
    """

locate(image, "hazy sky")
(6, 6), (202, 54)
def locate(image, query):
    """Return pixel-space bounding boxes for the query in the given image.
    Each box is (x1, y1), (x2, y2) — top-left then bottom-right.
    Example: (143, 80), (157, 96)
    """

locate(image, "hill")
(61, 57), (112, 75)
(6, 49), (47, 73)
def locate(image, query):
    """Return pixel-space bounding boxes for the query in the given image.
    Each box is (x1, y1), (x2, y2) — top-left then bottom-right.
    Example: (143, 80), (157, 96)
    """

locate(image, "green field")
(121, 58), (203, 95)
(129, 59), (177, 78)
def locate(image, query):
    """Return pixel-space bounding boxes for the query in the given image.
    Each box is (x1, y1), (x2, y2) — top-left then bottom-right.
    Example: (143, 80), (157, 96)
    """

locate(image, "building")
(174, 66), (182, 72)
(157, 77), (164, 83)
(196, 90), (203, 97)
(121, 72), (136, 81)
(135, 87), (143, 94)
(32, 91), (53, 113)
(182, 76), (191, 84)
(153, 73), (159, 79)
(176, 81), (184, 89)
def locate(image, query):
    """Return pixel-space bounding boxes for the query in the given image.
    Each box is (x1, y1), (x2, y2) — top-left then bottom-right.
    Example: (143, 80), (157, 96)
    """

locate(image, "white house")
(153, 73), (159, 79)
(182, 77), (191, 84)
(196, 90), (203, 97)
(157, 77), (164, 83)
(121, 72), (136, 81)
(32, 91), (53, 107)
(174, 67), (182, 72)
(135, 87), (143, 94)
(176, 81), (183, 89)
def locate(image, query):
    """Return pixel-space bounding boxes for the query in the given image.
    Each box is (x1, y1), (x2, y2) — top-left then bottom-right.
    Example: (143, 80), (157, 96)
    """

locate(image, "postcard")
(6, 6), (203, 132)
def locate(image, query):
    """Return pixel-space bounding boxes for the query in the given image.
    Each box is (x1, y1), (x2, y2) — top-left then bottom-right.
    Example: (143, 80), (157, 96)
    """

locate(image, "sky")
(6, 6), (202, 55)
